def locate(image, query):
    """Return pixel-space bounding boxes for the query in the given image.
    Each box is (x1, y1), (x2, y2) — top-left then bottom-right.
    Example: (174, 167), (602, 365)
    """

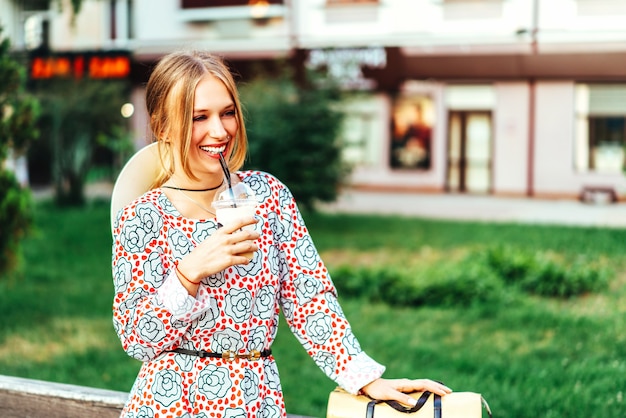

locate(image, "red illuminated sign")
(30, 52), (131, 80)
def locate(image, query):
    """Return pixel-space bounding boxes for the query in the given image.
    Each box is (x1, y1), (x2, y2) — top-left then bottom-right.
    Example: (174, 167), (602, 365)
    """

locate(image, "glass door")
(446, 111), (492, 193)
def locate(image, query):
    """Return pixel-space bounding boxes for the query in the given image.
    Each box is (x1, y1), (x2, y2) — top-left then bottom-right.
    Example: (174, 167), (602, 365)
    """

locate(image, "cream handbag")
(326, 387), (492, 418)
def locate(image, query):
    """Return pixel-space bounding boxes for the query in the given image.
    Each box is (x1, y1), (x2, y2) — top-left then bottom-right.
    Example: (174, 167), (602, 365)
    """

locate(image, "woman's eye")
(193, 115), (207, 122)
(223, 109), (236, 117)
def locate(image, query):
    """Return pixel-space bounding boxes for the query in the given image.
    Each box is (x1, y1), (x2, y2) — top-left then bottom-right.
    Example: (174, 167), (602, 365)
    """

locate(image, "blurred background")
(1, 1), (626, 417)
(3, 0), (626, 204)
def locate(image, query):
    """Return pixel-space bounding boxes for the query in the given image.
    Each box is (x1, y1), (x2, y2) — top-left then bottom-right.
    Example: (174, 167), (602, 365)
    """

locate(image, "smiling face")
(146, 51), (248, 189)
(176, 74), (239, 185)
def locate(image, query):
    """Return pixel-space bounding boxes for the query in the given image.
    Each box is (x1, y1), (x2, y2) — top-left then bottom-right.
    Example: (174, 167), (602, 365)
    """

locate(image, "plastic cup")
(212, 182), (258, 260)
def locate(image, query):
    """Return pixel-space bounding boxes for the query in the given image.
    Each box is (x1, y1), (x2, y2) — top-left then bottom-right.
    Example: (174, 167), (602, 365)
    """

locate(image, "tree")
(240, 71), (350, 211)
(0, 31), (40, 275)
(32, 78), (130, 205)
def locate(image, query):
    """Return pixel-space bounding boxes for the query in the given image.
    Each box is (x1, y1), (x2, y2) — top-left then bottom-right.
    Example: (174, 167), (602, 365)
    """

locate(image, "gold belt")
(169, 348), (272, 362)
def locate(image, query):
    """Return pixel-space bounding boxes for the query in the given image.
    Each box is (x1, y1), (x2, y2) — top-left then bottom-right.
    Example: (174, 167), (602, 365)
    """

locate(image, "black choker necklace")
(162, 180), (223, 192)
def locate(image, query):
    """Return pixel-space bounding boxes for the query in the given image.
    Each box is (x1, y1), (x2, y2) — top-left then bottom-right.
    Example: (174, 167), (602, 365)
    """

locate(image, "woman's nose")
(208, 117), (228, 139)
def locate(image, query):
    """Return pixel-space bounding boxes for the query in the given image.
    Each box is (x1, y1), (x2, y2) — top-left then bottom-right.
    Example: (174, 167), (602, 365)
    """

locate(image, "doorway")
(446, 111), (493, 193)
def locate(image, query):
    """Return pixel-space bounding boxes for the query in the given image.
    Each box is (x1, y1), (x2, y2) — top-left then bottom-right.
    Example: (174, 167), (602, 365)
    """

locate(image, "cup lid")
(215, 182), (256, 202)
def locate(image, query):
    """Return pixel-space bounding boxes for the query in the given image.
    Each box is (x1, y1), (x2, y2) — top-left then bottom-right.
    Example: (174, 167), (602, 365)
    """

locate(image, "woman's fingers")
(397, 379), (452, 396)
(361, 378), (452, 407)
(218, 216), (259, 234)
(182, 216), (260, 279)
(229, 239), (259, 259)
(223, 226), (259, 260)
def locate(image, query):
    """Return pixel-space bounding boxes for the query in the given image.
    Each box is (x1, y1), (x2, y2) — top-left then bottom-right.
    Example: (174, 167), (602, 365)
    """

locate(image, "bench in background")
(579, 186), (618, 204)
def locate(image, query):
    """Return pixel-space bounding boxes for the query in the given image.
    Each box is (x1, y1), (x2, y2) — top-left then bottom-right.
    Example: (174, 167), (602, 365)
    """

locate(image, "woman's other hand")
(360, 378), (452, 407)
(176, 216), (259, 295)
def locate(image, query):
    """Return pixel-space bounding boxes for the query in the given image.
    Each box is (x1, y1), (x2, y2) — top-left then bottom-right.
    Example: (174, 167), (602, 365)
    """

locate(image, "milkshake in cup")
(212, 181), (259, 260)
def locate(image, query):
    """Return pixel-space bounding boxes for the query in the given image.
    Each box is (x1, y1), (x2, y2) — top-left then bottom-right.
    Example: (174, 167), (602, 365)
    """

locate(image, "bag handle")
(385, 391), (437, 414)
(365, 392), (440, 418)
(366, 392), (493, 418)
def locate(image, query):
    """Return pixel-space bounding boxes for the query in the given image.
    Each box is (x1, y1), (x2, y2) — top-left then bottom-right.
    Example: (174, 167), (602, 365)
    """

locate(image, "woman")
(111, 50), (451, 418)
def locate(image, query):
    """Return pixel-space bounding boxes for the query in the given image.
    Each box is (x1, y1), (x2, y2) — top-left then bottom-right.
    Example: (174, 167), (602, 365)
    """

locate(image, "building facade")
(2, 0), (626, 200)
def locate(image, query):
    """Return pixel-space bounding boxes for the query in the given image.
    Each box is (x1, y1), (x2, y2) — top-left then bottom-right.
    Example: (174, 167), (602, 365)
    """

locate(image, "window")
(110, 0), (117, 40)
(22, 0), (49, 11)
(128, 0), (134, 39)
(443, 0), (503, 19)
(179, 0), (285, 21)
(576, 0), (626, 16)
(24, 14), (49, 50)
(341, 113), (375, 166)
(181, 0), (282, 8)
(390, 96), (434, 170)
(325, 0), (379, 22)
(326, 0), (379, 4)
(109, 0), (133, 42)
(335, 95), (382, 168)
(575, 84), (626, 173)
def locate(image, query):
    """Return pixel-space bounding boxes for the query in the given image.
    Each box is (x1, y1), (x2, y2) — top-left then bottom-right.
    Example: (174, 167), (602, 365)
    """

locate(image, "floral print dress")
(112, 171), (385, 418)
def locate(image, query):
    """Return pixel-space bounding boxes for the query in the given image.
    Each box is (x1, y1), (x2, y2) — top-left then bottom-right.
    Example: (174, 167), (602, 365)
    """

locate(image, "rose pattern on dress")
(212, 328), (243, 353)
(113, 171), (385, 417)
(120, 203), (163, 253)
(276, 187), (292, 210)
(260, 397), (282, 418)
(265, 362), (281, 391)
(127, 342), (156, 361)
(342, 328), (361, 356)
(347, 353), (385, 378)
(304, 311), (333, 345)
(192, 220), (218, 243)
(294, 273), (323, 305)
(253, 285), (275, 319)
(188, 381), (198, 411)
(137, 311), (167, 343)
(266, 245), (281, 276)
(136, 406), (155, 418)
(153, 369), (183, 407)
(113, 257), (132, 291)
(268, 320), (279, 345)
(248, 326), (268, 351)
(312, 350), (336, 377)
(158, 192), (176, 214)
(224, 408), (246, 418)
(170, 318), (187, 330)
(197, 364), (231, 400)
(247, 176), (271, 202)
(225, 287), (252, 323)
(280, 298), (294, 323)
(144, 252), (165, 286)
(294, 235), (319, 270)
(236, 252), (263, 277)
(195, 296), (220, 330)
(173, 351), (195, 372)
(163, 274), (198, 317)
(169, 229), (192, 258)
(132, 371), (148, 394)
(205, 272), (226, 288)
(325, 291), (344, 316)
(242, 368), (260, 402)
(269, 210), (294, 243)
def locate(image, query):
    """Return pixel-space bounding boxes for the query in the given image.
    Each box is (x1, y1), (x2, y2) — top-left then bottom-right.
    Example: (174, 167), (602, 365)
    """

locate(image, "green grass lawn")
(0, 199), (625, 417)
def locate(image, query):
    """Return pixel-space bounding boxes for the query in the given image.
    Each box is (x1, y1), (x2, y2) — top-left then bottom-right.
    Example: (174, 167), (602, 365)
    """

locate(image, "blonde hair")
(145, 50), (247, 188)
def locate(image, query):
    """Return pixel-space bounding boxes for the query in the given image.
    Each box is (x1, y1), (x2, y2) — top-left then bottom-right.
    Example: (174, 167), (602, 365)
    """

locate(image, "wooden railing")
(0, 374), (314, 418)
(0, 375), (127, 418)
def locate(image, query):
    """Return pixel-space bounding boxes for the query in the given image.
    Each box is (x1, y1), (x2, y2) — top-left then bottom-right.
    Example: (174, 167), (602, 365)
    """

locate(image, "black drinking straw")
(218, 152), (237, 206)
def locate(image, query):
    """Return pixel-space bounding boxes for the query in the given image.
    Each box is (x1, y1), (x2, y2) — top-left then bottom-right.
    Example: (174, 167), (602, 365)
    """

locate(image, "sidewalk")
(318, 189), (626, 228)
(42, 182), (626, 228)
